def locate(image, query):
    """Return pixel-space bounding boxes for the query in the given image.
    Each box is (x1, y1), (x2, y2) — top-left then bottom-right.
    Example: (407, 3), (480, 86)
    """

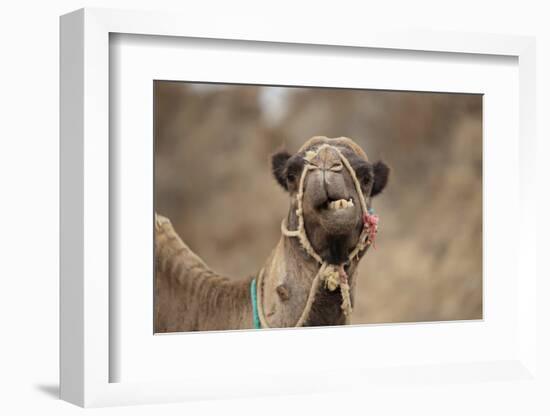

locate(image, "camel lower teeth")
(328, 199), (354, 210)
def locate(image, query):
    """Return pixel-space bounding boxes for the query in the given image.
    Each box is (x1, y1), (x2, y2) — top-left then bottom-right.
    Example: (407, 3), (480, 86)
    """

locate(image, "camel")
(155, 136), (389, 332)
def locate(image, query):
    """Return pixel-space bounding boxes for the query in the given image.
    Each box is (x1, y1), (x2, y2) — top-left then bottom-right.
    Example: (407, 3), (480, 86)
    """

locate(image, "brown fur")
(154, 137), (389, 332)
(155, 216), (253, 332)
(154, 215), (354, 331)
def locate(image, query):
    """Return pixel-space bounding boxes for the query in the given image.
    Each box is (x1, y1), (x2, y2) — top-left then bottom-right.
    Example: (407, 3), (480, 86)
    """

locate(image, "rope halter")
(255, 143), (379, 328)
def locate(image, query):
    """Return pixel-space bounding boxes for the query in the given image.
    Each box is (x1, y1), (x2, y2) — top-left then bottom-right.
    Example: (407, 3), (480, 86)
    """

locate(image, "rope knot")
(320, 264), (352, 316)
(321, 265), (341, 291)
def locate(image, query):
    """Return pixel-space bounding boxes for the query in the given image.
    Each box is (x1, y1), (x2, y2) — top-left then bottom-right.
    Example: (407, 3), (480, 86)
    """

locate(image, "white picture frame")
(60, 8), (538, 408)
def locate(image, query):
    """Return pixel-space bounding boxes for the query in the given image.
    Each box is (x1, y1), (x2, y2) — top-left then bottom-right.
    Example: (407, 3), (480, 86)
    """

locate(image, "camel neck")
(257, 234), (352, 328)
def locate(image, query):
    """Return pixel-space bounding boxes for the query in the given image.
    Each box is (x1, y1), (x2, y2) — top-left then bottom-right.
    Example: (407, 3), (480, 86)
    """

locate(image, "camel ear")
(271, 150), (292, 190)
(371, 160), (390, 197)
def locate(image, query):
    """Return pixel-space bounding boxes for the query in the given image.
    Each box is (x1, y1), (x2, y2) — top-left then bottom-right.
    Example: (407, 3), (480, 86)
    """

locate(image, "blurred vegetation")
(155, 81), (482, 324)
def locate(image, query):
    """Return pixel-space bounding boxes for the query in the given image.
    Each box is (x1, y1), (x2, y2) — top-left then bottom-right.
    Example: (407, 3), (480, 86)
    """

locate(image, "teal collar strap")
(250, 278), (261, 329)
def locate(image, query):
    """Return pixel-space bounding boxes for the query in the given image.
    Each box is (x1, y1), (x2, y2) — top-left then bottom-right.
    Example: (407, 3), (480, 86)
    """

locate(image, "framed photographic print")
(153, 83), (480, 333)
(60, 8), (538, 408)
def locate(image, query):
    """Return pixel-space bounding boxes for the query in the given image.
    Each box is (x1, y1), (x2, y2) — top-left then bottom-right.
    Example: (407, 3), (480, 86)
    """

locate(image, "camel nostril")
(324, 174), (349, 203)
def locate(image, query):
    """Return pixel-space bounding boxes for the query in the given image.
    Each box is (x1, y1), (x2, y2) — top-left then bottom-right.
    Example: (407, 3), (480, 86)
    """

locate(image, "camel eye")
(285, 156), (305, 184)
(352, 160), (373, 186)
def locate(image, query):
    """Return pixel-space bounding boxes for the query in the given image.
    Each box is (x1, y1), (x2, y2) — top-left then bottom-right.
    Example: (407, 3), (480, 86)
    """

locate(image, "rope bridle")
(253, 144), (379, 328)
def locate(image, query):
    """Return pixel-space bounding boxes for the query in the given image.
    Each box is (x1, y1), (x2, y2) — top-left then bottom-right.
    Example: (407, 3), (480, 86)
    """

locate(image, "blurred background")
(155, 81), (482, 324)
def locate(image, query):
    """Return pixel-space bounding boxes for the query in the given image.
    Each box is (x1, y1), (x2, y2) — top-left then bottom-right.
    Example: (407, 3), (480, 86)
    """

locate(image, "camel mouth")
(315, 196), (359, 235)
(327, 198), (354, 211)
(319, 197), (355, 213)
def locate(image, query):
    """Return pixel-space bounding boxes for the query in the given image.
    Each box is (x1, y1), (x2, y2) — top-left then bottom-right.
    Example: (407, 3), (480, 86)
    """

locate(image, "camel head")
(272, 136), (389, 265)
